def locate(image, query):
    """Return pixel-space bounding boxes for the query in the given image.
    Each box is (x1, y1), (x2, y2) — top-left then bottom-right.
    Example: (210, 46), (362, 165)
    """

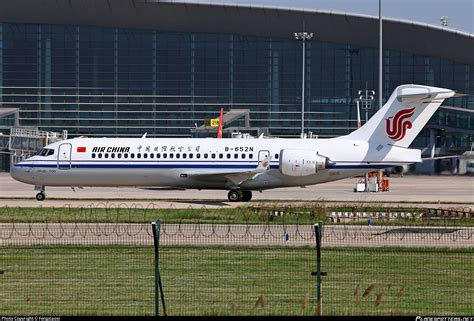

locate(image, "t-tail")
(348, 84), (457, 148)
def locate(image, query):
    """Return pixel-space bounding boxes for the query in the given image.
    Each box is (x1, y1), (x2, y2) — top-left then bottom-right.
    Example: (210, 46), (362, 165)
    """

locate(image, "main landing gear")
(227, 189), (252, 202)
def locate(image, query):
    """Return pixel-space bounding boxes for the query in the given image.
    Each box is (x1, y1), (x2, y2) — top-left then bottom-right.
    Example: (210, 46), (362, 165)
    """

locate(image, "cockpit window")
(37, 148), (54, 157)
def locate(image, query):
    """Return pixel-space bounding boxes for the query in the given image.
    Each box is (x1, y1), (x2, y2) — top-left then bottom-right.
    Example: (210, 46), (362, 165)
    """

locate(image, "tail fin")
(348, 84), (456, 147)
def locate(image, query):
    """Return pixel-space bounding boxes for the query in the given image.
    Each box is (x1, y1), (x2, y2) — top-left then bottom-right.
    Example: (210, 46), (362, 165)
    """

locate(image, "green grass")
(322, 247), (474, 315)
(1, 246), (472, 316)
(0, 205), (472, 226)
(0, 206), (326, 224)
(0, 246), (154, 316)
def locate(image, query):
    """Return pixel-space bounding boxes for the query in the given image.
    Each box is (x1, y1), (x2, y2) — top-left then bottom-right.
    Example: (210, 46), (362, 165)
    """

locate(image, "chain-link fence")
(0, 223), (154, 316)
(0, 203), (471, 225)
(0, 204), (473, 316)
(155, 223), (473, 316)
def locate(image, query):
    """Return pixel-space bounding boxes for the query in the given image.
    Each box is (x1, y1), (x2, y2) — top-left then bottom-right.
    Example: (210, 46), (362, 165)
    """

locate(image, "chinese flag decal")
(77, 147), (86, 153)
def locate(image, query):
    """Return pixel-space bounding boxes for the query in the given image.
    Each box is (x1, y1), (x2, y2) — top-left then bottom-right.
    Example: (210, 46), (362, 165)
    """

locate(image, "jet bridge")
(191, 109), (269, 138)
(0, 125), (67, 170)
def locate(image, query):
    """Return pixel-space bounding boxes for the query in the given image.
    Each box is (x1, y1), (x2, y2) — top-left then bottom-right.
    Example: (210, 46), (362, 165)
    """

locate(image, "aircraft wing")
(185, 155), (272, 187)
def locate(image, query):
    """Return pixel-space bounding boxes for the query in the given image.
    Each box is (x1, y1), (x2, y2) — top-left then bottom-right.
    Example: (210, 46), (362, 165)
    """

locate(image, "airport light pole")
(358, 85), (375, 124)
(440, 16), (449, 27)
(358, 84), (375, 192)
(378, 0), (383, 110)
(294, 31), (313, 136)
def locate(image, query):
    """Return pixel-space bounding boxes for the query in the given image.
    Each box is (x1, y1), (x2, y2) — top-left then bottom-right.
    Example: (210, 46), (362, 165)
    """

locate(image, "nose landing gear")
(34, 185), (46, 201)
(227, 189), (252, 202)
(35, 192), (46, 201)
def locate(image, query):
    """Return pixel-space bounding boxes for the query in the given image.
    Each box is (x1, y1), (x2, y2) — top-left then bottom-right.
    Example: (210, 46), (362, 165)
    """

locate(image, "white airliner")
(10, 84), (457, 202)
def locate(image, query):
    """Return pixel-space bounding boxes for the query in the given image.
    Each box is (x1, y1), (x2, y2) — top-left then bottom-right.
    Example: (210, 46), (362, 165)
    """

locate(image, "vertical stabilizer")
(348, 85), (455, 147)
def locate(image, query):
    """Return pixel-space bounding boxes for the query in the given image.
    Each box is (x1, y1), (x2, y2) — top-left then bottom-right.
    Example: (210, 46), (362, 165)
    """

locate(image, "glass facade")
(0, 22), (472, 150)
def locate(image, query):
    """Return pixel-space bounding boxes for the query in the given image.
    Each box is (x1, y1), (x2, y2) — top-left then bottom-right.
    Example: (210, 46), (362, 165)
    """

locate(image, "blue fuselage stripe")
(14, 163), (392, 170)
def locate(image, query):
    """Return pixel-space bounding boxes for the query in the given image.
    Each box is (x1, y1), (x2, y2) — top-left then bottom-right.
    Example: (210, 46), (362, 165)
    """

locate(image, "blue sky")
(194, 0), (473, 33)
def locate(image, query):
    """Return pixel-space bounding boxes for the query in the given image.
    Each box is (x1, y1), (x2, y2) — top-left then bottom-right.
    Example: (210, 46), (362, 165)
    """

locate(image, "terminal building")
(0, 0), (473, 171)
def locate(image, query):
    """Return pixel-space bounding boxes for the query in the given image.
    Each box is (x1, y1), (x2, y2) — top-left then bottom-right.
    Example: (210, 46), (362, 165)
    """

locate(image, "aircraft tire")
(35, 192), (46, 201)
(242, 191), (252, 202)
(228, 189), (243, 202)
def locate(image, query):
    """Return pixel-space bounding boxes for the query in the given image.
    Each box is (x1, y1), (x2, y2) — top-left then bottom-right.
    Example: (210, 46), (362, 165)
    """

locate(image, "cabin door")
(57, 143), (72, 169)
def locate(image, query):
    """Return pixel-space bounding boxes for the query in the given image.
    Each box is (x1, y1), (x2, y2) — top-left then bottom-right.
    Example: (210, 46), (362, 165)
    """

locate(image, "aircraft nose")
(10, 162), (30, 183)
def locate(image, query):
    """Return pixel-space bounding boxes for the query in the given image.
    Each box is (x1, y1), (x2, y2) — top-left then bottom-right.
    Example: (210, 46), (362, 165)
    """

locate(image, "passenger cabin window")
(234, 153), (238, 159)
(92, 153), (96, 159)
(124, 154), (128, 159)
(111, 153), (115, 159)
(242, 154), (246, 159)
(144, 153), (148, 159)
(176, 154), (180, 159)
(131, 153), (135, 159)
(249, 154), (253, 159)
(226, 154), (231, 159)
(98, 153), (102, 158)
(137, 153), (141, 159)
(275, 153), (279, 159)
(118, 154), (122, 159)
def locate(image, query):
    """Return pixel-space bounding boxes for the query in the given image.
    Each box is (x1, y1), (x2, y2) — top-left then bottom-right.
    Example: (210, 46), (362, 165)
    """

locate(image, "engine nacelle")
(279, 149), (333, 177)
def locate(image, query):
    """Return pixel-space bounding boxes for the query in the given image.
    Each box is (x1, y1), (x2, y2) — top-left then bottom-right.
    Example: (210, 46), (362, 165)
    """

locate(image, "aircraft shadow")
(172, 200), (231, 207)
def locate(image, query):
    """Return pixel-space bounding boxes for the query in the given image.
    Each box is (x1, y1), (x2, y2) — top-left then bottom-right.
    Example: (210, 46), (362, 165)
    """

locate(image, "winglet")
(256, 155), (272, 172)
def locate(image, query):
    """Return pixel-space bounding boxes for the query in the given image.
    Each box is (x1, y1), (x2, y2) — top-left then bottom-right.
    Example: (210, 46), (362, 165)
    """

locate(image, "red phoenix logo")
(386, 107), (415, 141)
